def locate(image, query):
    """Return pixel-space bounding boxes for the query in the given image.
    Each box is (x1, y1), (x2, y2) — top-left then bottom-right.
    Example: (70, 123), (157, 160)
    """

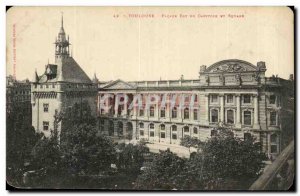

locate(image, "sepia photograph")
(6, 6), (295, 190)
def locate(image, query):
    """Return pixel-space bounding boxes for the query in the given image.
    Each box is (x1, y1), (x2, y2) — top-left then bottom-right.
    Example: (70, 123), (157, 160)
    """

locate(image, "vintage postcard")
(6, 6), (295, 190)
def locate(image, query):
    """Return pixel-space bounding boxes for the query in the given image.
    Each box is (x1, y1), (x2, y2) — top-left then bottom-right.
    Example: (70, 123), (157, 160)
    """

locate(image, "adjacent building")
(97, 60), (292, 157)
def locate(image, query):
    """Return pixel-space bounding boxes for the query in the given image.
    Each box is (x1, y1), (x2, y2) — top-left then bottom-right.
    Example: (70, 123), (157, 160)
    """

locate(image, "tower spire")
(61, 12), (64, 28)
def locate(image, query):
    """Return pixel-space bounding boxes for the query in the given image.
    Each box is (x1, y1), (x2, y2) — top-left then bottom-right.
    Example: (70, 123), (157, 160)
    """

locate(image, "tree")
(7, 105), (41, 187)
(115, 143), (149, 175)
(60, 124), (116, 175)
(134, 149), (186, 190)
(59, 101), (116, 175)
(182, 129), (267, 190)
(180, 135), (204, 152)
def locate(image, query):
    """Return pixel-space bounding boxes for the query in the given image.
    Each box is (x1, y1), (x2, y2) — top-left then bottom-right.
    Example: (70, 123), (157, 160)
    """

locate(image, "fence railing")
(249, 140), (294, 190)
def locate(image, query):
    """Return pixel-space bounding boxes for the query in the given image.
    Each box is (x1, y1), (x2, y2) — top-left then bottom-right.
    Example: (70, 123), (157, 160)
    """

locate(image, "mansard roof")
(204, 59), (259, 73)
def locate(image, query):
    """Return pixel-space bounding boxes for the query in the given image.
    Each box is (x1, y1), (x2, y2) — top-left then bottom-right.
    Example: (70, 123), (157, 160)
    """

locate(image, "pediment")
(205, 59), (258, 73)
(103, 79), (135, 90)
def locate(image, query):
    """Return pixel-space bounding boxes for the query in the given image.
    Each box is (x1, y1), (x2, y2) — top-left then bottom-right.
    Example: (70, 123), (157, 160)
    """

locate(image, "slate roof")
(38, 57), (92, 84)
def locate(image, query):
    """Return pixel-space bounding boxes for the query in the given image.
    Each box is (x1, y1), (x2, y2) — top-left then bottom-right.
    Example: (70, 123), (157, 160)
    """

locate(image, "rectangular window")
(184, 108), (189, 119)
(160, 132), (165, 138)
(243, 95), (251, 104)
(227, 95), (234, 103)
(172, 108), (177, 118)
(211, 109), (218, 123)
(211, 95), (218, 103)
(160, 108), (165, 118)
(43, 121), (49, 131)
(150, 107), (155, 117)
(172, 134), (177, 140)
(43, 103), (49, 112)
(244, 111), (252, 125)
(193, 109), (198, 120)
(271, 145), (278, 153)
(140, 130), (144, 136)
(270, 112), (277, 126)
(227, 110), (234, 124)
(269, 95), (276, 104)
(139, 109), (144, 116)
(150, 131), (154, 137)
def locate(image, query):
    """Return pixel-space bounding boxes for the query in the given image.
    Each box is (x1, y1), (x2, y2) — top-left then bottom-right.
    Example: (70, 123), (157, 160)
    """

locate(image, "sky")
(6, 6), (294, 81)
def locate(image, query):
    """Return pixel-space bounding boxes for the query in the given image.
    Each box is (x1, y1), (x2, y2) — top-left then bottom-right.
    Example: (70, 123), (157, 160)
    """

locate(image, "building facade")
(31, 16), (97, 137)
(97, 59), (287, 157)
(6, 75), (32, 123)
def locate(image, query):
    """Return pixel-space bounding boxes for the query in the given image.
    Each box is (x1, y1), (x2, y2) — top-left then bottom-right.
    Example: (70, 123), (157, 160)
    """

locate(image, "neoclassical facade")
(98, 59), (286, 156)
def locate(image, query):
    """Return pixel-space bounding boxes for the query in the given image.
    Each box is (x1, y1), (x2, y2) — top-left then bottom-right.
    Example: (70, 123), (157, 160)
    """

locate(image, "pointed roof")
(59, 12), (65, 34)
(102, 79), (136, 89)
(37, 57), (92, 83)
(56, 57), (92, 83)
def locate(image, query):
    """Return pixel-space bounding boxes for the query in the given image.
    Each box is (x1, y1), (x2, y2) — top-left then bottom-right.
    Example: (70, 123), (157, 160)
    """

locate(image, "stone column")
(114, 94), (118, 117)
(205, 94), (209, 125)
(156, 94), (159, 118)
(145, 94), (149, 118)
(133, 102), (137, 118)
(190, 106), (193, 121)
(220, 94), (224, 122)
(253, 94), (260, 129)
(122, 94), (128, 116)
(178, 94), (182, 119)
(236, 94), (241, 128)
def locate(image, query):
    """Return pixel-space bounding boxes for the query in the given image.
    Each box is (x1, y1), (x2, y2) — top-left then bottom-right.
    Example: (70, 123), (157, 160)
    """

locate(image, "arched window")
(171, 125), (177, 132)
(150, 106), (155, 117)
(118, 122), (123, 136)
(172, 107), (177, 118)
(109, 121), (114, 136)
(184, 108), (189, 119)
(139, 123), (144, 128)
(160, 124), (165, 131)
(211, 109), (218, 123)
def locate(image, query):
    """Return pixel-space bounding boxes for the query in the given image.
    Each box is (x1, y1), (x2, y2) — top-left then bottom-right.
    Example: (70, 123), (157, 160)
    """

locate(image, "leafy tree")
(181, 129), (267, 190)
(60, 124), (116, 175)
(59, 101), (116, 175)
(134, 149), (186, 190)
(6, 105), (41, 187)
(115, 143), (149, 175)
(180, 135), (204, 152)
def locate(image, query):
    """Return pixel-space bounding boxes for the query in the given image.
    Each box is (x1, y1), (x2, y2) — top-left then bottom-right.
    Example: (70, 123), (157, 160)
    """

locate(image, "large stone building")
(97, 59), (290, 157)
(25, 16), (293, 157)
(31, 16), (97, 136)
